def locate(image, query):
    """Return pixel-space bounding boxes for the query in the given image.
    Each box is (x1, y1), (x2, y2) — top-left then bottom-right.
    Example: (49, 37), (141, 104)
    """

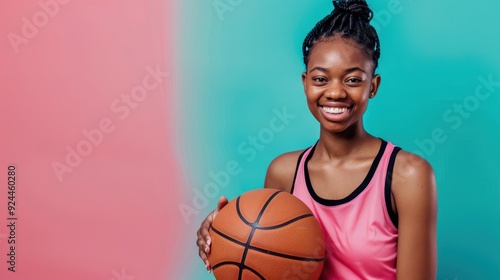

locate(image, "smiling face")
(302, 36), (381, 136)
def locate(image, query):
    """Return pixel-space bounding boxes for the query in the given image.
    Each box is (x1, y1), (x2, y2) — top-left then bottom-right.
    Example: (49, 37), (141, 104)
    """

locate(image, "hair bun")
(332, 0), (373, 21)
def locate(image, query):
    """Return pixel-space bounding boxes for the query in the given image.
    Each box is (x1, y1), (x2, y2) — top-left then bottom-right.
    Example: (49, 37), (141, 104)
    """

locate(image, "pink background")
(0, 0), (186, 279)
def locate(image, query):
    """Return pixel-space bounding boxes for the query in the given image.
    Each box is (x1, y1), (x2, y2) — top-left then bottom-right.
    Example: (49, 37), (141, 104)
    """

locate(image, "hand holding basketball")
(208, 189), (325, 279)
(196, 196), (228, 272)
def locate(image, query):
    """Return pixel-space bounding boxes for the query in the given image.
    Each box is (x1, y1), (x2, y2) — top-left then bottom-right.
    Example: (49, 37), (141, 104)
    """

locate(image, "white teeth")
(322, 106), (347, 114)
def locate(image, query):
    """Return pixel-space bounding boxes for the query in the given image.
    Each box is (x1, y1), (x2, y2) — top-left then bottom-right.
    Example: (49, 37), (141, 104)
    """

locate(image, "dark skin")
(197, 35), (437, 279)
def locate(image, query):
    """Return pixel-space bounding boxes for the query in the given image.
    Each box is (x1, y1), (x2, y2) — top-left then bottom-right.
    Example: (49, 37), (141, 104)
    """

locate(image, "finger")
(196, 230), (211, 254)
(199, 230), (213, 255)
(197, 237), (209, 261)
(198, 250), (211, 272)
(196, 235), (206, 250)
(216, 196), (229, 212)
(200, 232), (211, 254)
(200, 212), (216, 240)
(198, 248), (208, 262)
(199, 222), (211, 240)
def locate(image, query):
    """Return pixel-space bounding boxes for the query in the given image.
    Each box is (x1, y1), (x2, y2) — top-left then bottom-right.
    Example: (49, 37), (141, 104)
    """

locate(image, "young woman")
(197, 0), (437, 279)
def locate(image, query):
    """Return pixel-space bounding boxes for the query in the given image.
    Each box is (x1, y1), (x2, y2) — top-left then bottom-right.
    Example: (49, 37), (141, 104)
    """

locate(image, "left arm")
(392, 151), (438, 280)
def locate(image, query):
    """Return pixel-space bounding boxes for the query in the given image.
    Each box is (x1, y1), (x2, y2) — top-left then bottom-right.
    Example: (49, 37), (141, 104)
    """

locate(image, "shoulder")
(392, 149), (435, 190)
(391, 149), (437, 216)
(264, 149), (306, 192)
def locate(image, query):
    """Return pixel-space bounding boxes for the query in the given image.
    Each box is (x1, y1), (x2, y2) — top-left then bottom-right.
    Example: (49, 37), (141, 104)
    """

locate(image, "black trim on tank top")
(304, 139), (388, 206)
(385, 146), (401, 228)
(290, 148), (309, 194)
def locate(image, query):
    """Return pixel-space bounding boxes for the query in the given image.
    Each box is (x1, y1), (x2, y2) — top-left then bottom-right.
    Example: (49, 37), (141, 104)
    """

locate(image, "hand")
(196, 196), (228, 273)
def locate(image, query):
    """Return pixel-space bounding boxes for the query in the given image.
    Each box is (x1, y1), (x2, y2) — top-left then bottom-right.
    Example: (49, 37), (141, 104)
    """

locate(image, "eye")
(345, 77), (363, 84)
(312, 77), (328, 84)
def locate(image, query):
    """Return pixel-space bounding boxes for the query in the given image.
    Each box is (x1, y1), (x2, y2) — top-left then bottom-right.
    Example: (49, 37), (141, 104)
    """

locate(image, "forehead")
(307, 36), (373, 72)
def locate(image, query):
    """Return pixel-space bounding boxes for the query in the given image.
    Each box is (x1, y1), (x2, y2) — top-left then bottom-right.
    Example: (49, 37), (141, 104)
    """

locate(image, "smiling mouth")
(321, 106), (351, 114)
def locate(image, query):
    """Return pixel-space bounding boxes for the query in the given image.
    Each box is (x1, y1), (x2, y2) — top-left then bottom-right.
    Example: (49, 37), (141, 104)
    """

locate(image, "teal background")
(178, 0), (500, 279)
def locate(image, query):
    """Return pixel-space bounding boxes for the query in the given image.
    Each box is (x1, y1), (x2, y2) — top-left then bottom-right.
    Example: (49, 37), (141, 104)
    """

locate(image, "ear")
(301, 72), (307, 93)
(369, 74), (381, 99)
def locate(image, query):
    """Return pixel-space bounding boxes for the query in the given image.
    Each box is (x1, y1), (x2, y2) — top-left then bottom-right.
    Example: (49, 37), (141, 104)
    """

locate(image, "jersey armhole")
(289, 149), (309, 194)
(385, 146), (401, 228)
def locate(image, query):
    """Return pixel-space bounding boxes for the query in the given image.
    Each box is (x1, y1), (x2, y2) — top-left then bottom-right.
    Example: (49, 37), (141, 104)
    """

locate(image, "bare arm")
(393, 151), (438, 280)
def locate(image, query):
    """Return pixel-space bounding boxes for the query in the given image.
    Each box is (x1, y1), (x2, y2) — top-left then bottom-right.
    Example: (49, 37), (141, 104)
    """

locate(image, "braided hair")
(302, 0), (380, 72)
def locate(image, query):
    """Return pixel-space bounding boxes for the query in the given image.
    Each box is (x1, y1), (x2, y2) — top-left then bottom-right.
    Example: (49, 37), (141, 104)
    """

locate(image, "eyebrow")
(345, 67), (366, 74)
(308, 66), (329, 74)
(308, 66), (366, 74)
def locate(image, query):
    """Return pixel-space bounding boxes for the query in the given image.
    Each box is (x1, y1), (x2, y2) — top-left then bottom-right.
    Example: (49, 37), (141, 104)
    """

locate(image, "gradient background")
(1, 0), (499, 280)
(180, 0), (500, 279)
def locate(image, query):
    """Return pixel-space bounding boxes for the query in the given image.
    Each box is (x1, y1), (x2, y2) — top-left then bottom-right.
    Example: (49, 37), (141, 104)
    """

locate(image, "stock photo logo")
(7, 0), (71, 54)
(110, 267), (135, 280)
(412, 74), (499, 158)
(212, 0), (244, 21)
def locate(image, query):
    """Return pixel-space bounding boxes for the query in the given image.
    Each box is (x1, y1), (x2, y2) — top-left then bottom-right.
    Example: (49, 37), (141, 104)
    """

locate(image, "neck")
(316, 122), (375, 160)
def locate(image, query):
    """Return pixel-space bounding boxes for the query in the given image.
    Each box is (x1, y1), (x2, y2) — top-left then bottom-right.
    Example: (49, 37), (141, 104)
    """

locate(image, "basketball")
(208, 188), (326, 279)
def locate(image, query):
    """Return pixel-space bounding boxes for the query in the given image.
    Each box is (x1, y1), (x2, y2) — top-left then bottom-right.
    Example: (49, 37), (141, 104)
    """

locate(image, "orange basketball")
(208, 188), (325, 279)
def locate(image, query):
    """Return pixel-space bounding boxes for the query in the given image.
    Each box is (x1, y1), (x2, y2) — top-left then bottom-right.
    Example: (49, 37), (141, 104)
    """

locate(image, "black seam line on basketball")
(246, 245), (326, 262)
(239, 224), (259, 279)
(212, 262), (265, 280)
(236, 196), (250, 225)
(236, 190), (283, 226)
(211, 224), (326, 262)
(238, 191), (283, 280)
(255, 213), (314, 230)
(210, 225), (249, 279)
(210, 225), (247, 248)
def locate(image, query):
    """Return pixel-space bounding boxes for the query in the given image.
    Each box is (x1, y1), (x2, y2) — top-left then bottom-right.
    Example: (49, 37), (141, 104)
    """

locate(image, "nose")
(324, 80), (347, 100)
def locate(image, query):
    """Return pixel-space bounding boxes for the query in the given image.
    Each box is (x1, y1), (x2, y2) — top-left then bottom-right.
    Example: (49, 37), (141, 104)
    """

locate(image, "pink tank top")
(292, 140), (400, 280)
